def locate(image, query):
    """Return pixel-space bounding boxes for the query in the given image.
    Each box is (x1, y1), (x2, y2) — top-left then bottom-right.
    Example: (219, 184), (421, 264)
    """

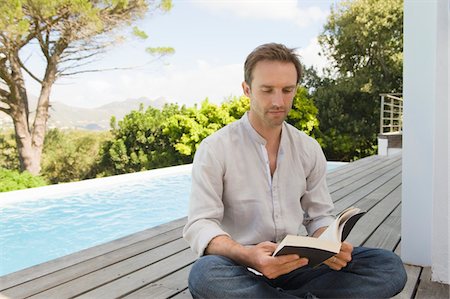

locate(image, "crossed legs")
(188, 247), (407, 298)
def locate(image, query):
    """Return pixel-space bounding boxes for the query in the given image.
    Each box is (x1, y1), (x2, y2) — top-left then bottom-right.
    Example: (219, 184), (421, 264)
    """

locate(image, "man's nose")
(271, 90), (284, 107)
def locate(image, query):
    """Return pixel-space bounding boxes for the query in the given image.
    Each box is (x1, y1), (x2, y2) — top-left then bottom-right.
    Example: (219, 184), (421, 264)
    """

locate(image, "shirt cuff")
(193, 227), (231, 257)
(306, 215), (335, 237)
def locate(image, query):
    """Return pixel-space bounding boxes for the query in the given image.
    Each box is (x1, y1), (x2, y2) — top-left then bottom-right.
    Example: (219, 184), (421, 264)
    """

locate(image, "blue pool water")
(0, 173), (192, 276)
(0, 162), (345, 276)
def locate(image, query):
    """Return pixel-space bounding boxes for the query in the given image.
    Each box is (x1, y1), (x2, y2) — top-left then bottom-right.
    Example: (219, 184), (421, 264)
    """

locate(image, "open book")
(273, 207), (366, 267)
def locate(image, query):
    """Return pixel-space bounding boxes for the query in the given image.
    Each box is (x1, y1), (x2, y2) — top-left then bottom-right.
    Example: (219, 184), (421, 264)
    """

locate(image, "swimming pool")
(0, 162), (346, 276)
(0, 165), (193, 276)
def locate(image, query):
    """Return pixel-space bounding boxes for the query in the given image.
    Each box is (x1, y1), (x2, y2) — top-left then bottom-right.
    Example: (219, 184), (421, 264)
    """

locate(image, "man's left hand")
(324, 241), (353, 271)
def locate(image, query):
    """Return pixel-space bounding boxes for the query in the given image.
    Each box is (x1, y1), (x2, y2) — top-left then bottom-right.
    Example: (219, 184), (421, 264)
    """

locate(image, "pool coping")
(0, 161), (347, 206)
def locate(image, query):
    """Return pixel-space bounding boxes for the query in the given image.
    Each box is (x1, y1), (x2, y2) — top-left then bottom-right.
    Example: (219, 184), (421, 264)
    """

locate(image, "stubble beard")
(264, 109), (288, 128)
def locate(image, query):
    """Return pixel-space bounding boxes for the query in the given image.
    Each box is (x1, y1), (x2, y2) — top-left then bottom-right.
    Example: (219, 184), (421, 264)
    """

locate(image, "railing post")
(388, 96), (394, 133)
(399, 99), (403, 133)
(380, 94), (385, 134)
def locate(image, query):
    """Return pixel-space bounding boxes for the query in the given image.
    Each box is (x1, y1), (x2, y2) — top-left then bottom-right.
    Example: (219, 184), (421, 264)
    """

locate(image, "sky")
(25, 0), (341, 108)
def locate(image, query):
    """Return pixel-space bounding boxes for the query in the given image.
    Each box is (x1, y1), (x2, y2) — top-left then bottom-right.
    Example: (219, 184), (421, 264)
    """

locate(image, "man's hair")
(244, 43), (303, 86)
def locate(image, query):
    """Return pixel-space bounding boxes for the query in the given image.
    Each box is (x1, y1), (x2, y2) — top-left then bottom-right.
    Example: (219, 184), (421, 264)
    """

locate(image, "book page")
(317, 218), (340, 242)
(273, 235), (340, 256)
(318, 207), (362, 242)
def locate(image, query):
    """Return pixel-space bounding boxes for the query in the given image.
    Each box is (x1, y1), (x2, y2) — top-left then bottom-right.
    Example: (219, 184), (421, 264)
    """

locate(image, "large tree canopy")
(311, 0), (403, 161)
(319, 0), (403, 93)
(0, 0), (171, 174)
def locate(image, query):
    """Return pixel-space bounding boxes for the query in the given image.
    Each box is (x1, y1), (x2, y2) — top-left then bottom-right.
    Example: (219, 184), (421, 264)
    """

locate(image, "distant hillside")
(0, 97), (166, 131)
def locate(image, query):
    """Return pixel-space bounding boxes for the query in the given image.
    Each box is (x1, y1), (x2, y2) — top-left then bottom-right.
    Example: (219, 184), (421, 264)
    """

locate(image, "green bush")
(0, 168), (47, 192)
(287, 86), (320, 136)
(99, 94), (320, 175)
(42, 129), (111, 183)
(98, 97), (254, 175)
(97, 103), (186, 176)
(0, 129), (20, 170)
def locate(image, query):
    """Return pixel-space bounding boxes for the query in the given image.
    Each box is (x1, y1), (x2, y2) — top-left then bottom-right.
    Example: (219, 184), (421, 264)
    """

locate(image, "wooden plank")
(1, 226), (185, 298)
(346, 174), (401, 220)
(0, 217), (187, 290)
(27, 238), (190, 299)
(328, 158), (389, 191)
(327, 154), (379, 174)
(352, 172), (401, 212)
(123, 265), (193, 299)
(363, 203), (401, 251)
(170, 289), (193, 299)
(73, 249), (197, 299)
(392, 264), (422, 299)
(327, 154), (400, 192)
(326, 154), (400, 188)
(346, 185), (402, 246)
(415, 267), (449, 299)
(326, 155), (381, 181)
(330, 158), (401, 200)
(332, 169), (401, 212)
(298, 170), (401, 237)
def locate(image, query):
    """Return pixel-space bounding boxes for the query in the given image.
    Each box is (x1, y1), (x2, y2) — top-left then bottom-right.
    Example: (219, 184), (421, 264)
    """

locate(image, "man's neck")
(248, 112), (283, 144)
(247, 112), (283, 176)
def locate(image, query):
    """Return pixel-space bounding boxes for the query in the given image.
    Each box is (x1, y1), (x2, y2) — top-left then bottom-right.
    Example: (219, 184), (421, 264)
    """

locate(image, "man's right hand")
(205, 236), (308, 279)
(245, 241), (309, 279)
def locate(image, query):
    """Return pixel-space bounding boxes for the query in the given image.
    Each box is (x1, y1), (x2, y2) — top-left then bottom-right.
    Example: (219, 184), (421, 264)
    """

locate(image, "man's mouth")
(268, 110), (285, 114)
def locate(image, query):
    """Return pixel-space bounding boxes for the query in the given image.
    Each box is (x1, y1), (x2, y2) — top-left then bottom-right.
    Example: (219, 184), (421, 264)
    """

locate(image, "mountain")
(0, 97), (167, 131)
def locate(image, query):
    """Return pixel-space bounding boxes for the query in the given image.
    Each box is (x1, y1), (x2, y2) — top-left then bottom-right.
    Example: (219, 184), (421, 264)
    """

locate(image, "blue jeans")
(188, 247), (407, 298)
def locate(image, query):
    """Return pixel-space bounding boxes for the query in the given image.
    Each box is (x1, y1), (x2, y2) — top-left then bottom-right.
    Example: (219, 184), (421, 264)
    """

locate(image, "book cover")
(273, 207), (366, 267)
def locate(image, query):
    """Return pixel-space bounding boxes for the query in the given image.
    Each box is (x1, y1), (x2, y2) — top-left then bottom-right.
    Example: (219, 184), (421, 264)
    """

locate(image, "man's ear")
(242, 81), (251, 96)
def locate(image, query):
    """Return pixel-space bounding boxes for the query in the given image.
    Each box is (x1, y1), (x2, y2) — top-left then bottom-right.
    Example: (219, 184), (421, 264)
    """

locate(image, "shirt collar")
(241, 111), (287, 147)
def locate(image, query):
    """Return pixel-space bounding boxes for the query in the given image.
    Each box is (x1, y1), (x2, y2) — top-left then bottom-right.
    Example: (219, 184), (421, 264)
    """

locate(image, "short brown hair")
(244, 43), (303, 85)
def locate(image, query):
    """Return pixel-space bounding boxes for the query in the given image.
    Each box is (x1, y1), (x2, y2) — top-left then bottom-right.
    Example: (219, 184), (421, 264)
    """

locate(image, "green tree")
(312, 0), (403, 160)
(312, 77), (378, 161)
(287, 86), (319, 136)
(320, 0), (403, 93)
(0, 0), (172, 175)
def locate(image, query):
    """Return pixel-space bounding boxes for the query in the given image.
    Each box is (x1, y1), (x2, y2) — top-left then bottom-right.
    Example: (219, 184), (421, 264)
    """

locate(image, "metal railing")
(380, 93), (403, 134)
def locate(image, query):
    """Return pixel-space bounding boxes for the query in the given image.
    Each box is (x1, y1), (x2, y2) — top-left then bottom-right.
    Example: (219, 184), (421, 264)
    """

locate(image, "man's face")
(243, 60), (297, 130)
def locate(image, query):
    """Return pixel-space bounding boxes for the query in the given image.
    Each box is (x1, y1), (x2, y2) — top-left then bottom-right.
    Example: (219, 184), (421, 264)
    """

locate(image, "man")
(183, 43), (406, 298)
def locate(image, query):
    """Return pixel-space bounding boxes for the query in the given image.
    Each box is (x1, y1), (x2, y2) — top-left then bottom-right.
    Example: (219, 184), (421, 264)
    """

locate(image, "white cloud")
(297, 37), (330, 75)
(194, 0), (328, 28)
(85, 79), (112, 93)
(35, 39), (332, 109)
(49, 39), (333, 108)
(50, 62), (244, 108)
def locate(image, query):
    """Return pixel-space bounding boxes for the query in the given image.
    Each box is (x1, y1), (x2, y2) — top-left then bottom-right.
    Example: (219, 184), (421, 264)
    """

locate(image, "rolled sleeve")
(183, 141), (229, 257)
(184, 220), (230, 257)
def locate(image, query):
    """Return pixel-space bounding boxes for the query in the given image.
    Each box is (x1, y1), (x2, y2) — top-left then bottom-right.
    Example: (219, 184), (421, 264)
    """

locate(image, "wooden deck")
(1, 153), (448, 298)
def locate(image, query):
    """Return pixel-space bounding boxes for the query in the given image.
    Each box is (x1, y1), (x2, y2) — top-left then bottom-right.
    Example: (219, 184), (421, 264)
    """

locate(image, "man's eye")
(283, 88), (295, 93)
(262, 89), (273, 93)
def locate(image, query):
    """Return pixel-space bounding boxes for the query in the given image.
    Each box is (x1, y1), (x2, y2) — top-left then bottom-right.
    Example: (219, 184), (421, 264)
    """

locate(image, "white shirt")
(183, 113), (335, 257)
